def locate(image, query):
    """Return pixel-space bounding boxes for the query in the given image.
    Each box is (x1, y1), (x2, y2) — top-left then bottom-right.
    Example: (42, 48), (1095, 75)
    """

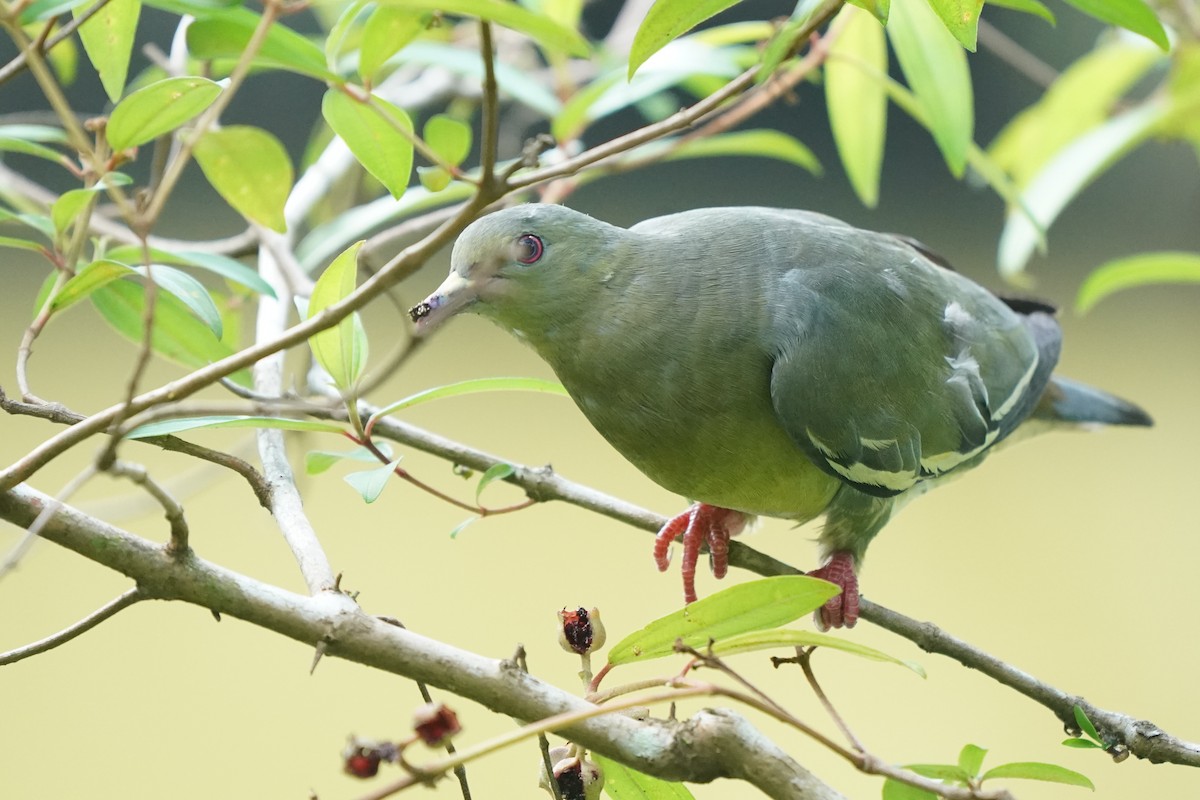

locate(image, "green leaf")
(881, 779), (938, 800)
(0, 136), (66, 162)
(50, 259), (134, 312)
(370, 376), (568, 422)
(709, 629), (926, 676)
(392, 41), (561, 116)
(322, 89), (415, 200)
(628, 0), (741, 78)
(193, 125), (293, 233)
(926, 0), (984, 50)
(417, 165), (453, 192)
(665, 129), (821, 174)
(826, 4), (888, 207)
(0, 123), (68, 144)
(887, 0), (973, 176)
(377, 0), (588, 56)
(49, 175), (135, 235)
(848, 0), (891, 23)
(986, 0), (1056, 24)
(1077, 252), (1200, 313)
(19, 0), (90, 22)
(981, 762), (1094, 789)
(988, 41), (1163, 188)
(74, 0), (141, 102)
(90, 279), (250, 383)
(360, 6), (431, 82)
(449, 516), (479, 538)
(1061, 738), (1103, 749)
(1060, 0), (1167, 49)
(997, 101), (1166, 277)
(0, 236), (45, 253)
(906, 763), (972, 782)
(305, 444), (390, 475)
(186, 9), (334, 80)
(424, 114), (472, 167)
(307, 241), (368, 390)
(474, 462), (515, 503)
(324, 0), (369, 70)
(605, 576), (839, 665)
(958, 744), (987, 777)
(1073, 705), (1102, 742)
(127, 415), (346, 439)
(103, 245), (276, 297)
(593, 754), (696, 799)
(106, 76), (222, 151)
(136, 264), (223, 337)
(344, 459), (401, 503)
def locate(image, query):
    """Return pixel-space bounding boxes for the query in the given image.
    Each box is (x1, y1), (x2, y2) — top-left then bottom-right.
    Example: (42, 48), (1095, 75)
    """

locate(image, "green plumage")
(413, 204), (1149, 585)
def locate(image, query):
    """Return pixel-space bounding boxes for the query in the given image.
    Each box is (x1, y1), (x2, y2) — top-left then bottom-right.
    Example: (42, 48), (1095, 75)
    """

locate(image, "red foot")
(653, 503), (749, 604)
(807, 551), (860, 630)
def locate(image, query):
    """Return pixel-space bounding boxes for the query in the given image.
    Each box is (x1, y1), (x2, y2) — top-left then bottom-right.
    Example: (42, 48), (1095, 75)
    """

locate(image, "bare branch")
(0, 586), (145, 666)
(105, 459), (188, 553)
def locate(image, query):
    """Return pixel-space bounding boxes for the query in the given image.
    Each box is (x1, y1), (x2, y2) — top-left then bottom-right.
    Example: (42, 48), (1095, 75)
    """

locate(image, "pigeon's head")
(410, 204), (621, 339)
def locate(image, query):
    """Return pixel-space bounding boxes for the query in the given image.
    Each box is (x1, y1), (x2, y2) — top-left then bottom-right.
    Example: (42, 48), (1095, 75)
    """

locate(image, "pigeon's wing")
(767, 234), (1060, 497)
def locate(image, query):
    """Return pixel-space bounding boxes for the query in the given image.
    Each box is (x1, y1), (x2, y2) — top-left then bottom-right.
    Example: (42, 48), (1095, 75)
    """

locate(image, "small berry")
(557, 607), (606, 655)
(412, 702), (462, 747)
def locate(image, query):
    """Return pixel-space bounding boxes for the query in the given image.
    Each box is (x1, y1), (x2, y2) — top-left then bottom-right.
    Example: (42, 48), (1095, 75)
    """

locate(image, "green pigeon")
(410, 204), (1151, 628)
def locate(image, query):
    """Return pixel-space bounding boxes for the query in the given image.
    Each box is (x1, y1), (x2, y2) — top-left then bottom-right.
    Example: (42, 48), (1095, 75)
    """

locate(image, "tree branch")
(0, 483), (843, 800)
(0, 586), (145, 665)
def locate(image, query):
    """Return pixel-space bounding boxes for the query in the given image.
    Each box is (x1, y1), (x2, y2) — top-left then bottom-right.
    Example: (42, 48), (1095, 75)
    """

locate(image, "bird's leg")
(653, 503), (749, 604)
(807, 551), (860, 630)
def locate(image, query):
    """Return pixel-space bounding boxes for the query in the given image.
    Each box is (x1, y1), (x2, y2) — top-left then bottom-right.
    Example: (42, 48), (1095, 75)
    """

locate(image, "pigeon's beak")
(409, 271), (477, 336)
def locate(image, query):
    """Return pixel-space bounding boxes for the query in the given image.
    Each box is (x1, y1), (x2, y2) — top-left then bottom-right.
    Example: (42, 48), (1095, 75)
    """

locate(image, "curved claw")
(807, 551), (860, 630)
(653, 504), (749, 604)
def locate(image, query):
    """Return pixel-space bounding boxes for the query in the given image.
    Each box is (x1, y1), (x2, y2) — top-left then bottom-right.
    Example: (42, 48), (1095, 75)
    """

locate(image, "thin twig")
(105, 460), (189, 554)
(796, 648), (866, 753)
(516, 645), (563, 800)
(977, 19), (1059, 90)
(478, 20), (499, 190)
(0, 587), (145, 665)
(0, 387), (272, 507)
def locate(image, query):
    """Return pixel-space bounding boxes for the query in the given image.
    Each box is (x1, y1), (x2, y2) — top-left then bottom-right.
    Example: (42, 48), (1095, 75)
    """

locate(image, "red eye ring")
(516, 233), (544, 264)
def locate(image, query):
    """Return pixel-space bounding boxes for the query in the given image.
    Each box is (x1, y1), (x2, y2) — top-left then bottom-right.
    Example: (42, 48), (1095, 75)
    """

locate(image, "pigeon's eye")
(516, 233), (544, 264)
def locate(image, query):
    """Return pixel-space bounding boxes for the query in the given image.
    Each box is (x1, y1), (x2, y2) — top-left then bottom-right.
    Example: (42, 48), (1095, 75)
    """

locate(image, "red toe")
(653, 504), (749, 604)
(808, 551), (860, 629)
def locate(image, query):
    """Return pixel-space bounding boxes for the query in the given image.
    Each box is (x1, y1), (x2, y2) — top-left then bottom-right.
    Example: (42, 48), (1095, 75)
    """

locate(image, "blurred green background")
(3, 1), (1200, 798)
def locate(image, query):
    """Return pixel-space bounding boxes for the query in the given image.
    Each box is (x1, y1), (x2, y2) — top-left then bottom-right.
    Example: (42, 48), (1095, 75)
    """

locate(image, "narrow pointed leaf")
(1073, 705), (1102, 742)
(1060, 0), (1167, 49)
(104, 245), (276, 297)
(958, 744), (987, 776)
(710, 629), (926, 675)
(360, 6), (430, 81)
(628, 0), (741, 78)
(1077, 252), (1200, 313)
(50, 259), (134, 312)
(605, 576), (839, 665)
(305, 444), (390, 475)
(449, 516), (479, 538)
(74, 0), (140, 101)
(474, 463), (515, 503)
(665, 129), (821, 174)
(1061, 738), (1103, 749)
(882, 779), (938, 800)
(136, 264), (223, 337)
(826, 5), (888, 206)
(593, 755), (696, 799)
(981, 762), (1094, 789)
(345, 459), (401, 503)
(376, 0), (587, 56)
(186, 9), (334, 79)
(107, 76), (222, 151)
(308, 241), (368, 390)
(392, 41), (560, 116)
(907, 763), (972, 782)
(0, 236), (46, 252)
(0, 136), (66, 161)
(986, 0), (1055, 23)
(127, 415), (346, 439)
(322, 89), (414, 200)
(194, 125), (292, 232)
(888, 0), (973, 176)
(998, 101), (1166, 277)
(370, 377), (568, 422)
(926, 0), (984, 50)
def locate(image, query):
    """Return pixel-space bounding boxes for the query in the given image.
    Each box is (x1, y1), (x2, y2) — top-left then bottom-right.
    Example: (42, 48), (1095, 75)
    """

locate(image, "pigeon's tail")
(1034, 376), (1153, 427)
